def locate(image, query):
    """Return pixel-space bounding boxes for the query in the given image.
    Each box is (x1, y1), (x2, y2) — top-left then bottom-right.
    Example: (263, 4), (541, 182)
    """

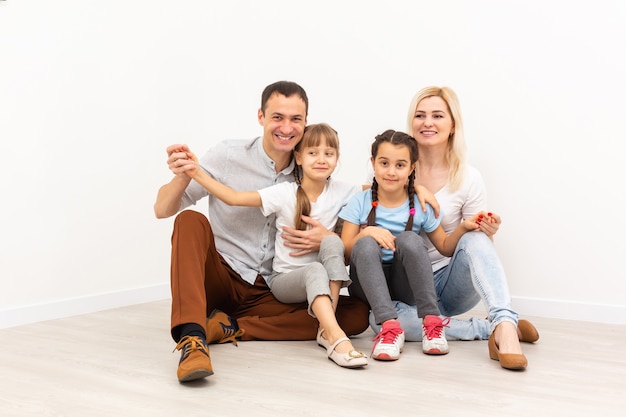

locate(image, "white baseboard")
(0, 284), (170, 330)
(1, 288), (624, 329)
(513, 296), (626, 325)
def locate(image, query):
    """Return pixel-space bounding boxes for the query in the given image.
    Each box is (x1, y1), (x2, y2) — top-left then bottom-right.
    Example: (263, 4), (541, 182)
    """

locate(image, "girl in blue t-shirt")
(339, 129), (481, 361)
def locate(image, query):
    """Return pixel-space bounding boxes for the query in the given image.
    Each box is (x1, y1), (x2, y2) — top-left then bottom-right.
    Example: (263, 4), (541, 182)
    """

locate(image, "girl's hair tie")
(371, 201), (378, 208)
(409, 208), (416, 215)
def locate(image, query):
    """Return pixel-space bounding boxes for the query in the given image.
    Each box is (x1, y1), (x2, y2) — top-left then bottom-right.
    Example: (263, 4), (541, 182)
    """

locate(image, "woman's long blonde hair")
(406, 86), (466, 191)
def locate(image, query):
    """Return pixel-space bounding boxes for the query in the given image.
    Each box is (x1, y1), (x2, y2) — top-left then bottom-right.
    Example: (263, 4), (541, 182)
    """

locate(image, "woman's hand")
(475, 211), (501, 237)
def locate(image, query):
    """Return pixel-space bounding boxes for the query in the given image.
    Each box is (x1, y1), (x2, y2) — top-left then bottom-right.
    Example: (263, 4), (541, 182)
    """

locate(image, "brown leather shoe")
(206, 309), (245, 345)
(175, 336), (214, 382)
(518, 319), (539, 343)
(488, 333), (527, 371)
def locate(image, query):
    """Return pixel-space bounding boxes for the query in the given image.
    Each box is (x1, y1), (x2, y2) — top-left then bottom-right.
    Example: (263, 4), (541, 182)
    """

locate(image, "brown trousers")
(170, 210), (369, 342)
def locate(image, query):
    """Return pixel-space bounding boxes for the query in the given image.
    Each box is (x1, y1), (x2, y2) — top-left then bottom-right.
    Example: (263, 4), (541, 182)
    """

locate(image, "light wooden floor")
(1, 300), (624, 417)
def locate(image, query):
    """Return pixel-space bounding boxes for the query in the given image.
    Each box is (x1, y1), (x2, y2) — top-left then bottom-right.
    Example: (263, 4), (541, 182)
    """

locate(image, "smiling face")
(371, 141), (415, 195)
(295, 134), (338, 183)
(411, 95), (455, 148)
(258, 92), (307, 159)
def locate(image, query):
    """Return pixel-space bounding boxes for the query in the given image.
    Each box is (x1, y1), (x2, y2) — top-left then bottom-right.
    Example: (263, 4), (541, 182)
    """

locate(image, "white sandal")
(326, 337), (368, 368)
(317, 328), (331, 350)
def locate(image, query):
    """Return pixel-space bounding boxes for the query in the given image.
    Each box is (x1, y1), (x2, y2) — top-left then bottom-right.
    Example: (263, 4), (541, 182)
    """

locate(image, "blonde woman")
(400, 86), (539, 370)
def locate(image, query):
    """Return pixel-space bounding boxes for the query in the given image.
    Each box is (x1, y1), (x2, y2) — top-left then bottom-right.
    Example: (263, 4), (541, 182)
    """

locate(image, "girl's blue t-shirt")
(338, 189), (442, 262)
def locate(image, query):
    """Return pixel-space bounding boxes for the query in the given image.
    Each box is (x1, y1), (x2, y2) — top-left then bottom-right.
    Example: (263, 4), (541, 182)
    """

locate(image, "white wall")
(1, 0), (625, 328)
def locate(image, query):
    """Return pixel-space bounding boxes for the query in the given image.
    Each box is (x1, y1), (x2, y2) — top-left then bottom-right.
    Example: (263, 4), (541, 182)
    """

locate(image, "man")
(154, 81), (369, 382)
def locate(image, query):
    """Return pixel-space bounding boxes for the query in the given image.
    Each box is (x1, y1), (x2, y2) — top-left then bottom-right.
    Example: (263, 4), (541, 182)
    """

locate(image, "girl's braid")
(293, 165), (311, 231)
(405, 171), (416, 231)
(366, 178), (379, 227)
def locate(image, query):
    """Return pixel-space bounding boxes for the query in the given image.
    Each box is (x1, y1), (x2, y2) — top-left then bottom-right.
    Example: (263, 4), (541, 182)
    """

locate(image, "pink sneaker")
(422, 315), (450, 355)
(371, 320), (405, 361)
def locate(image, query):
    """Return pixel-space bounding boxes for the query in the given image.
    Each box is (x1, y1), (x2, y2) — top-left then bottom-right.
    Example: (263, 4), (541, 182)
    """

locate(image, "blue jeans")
(369, 232), (518, 341)
(369, 301), (491, 341)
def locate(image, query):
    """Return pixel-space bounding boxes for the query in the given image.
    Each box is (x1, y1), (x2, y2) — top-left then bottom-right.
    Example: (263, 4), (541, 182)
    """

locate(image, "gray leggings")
(270, 234), (351, 317)
(348, 231), (440, 324)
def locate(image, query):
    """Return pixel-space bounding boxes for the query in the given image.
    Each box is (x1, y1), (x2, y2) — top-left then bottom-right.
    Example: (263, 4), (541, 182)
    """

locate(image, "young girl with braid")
(339, 129), (481, 360)
(184, 123), (368, 368)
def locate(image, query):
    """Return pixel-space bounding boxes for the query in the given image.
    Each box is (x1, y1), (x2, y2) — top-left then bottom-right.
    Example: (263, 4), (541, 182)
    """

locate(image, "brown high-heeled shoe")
(488, 333), (527, 370)
(518, 319), (539, 343)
